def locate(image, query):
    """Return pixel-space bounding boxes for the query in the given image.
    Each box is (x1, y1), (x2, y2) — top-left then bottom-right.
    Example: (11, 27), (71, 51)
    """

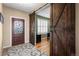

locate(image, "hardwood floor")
(35, 37), (50, 55)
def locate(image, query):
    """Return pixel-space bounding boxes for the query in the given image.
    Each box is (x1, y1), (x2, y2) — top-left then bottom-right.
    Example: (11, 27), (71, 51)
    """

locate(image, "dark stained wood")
(12, 18), (25, 46)
(50, 3), (75, 56)
(29, 12), (35, 45)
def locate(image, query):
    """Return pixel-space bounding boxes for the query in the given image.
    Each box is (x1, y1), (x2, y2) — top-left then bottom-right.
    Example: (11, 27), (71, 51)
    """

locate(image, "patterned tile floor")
(2, 43), (48, 56)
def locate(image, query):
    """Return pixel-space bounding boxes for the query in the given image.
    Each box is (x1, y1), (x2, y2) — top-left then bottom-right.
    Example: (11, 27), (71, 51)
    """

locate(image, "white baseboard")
(3, 45), (11, 49)
(3, 42), (29, 49)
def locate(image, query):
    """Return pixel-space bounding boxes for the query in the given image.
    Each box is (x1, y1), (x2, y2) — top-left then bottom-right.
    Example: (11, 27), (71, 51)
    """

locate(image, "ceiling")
(36, 4), (50, 18)
(3, 3), (46, 14)
(3, 3), (50, 18)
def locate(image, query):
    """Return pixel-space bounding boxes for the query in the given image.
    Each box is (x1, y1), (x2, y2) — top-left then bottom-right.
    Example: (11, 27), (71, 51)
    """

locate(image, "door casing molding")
(10, 16), (26, 47)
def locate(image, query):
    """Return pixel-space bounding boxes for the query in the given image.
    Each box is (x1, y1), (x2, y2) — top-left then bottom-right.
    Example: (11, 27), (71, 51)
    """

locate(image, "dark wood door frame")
(29, 12), (36, 45)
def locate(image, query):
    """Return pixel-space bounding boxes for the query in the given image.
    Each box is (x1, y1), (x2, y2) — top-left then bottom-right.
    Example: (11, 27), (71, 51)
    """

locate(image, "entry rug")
(3, 43), (48, 56)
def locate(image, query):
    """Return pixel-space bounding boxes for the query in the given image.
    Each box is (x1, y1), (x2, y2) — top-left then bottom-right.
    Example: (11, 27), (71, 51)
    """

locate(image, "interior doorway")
(35, 4), (50, 55)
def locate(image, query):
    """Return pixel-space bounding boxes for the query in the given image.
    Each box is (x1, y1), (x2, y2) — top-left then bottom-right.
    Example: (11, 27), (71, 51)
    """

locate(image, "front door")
(12, 18), (25, 46)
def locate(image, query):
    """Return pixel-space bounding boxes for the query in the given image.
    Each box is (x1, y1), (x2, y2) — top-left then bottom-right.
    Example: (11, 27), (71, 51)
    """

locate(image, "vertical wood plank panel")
(50, 3), (75, 56)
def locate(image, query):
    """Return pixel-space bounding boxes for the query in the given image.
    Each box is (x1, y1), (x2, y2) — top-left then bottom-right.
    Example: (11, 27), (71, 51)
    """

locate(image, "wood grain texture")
(35, 37), (50, 55)
(29, 12), (35, 45)
(50, 3), (75, 56)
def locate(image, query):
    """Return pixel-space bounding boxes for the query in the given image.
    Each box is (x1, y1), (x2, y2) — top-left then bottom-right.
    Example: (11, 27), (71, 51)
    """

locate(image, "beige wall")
(76, 4), (79, 56)
(0, 3), (3, 55)
(3, 6), (29, 48)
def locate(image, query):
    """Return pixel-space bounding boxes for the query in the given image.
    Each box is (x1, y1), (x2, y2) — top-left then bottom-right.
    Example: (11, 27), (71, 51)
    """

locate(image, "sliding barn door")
(29, 12), (35, 45)
(50, 3), (75, 56)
